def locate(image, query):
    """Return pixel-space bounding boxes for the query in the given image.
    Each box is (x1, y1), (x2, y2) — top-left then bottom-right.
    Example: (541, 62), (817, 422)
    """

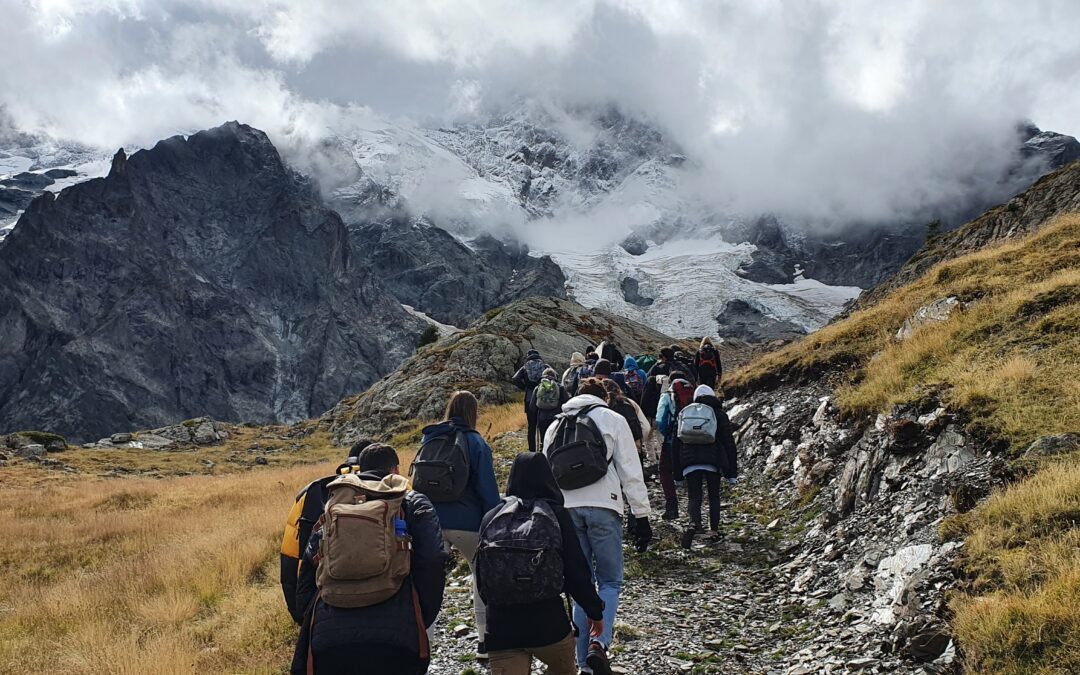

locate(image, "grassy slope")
(729, 214), (1080, 673)
(0, 403), (525, 674)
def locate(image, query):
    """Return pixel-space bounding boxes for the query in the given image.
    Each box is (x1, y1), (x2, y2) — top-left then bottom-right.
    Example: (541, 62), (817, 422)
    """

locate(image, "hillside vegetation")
(730, 213), (1080, 673)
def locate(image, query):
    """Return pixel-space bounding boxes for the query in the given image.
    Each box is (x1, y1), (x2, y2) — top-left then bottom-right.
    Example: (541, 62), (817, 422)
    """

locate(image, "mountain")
(0, 122), (425, 441)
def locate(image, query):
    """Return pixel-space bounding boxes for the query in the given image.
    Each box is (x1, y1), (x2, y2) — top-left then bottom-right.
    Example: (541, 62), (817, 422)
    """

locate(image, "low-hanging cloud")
(2, 0), (1079, 229)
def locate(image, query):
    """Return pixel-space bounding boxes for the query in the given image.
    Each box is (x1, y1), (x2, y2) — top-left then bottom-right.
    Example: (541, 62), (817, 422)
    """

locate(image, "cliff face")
(0, 122), (422, 441)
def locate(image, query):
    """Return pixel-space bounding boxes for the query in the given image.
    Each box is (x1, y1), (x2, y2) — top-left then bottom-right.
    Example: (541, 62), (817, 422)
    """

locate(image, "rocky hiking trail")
(426, 381), (993, 674)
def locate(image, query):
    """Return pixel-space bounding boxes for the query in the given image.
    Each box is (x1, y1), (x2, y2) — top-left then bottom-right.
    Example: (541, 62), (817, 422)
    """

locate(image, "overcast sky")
(3, 0), (1079, 224)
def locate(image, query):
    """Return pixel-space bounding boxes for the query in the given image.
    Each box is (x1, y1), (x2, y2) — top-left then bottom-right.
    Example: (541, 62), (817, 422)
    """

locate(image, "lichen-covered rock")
(895, 297), (960, 340)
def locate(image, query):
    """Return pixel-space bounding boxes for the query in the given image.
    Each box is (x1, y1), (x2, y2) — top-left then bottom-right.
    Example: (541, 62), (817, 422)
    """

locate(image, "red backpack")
(698, 347), (718, 371)
(671, 379), (695, 411)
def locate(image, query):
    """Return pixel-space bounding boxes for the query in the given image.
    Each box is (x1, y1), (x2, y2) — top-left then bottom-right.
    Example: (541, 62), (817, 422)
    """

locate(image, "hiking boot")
(476, 640), (488, 661)
(586, 641), (613, 675)
(662, 498), (679, 521)
(681, 526), (697, 550)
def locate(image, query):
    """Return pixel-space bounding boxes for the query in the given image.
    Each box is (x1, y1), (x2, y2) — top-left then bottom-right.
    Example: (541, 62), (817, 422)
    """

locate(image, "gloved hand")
(633, 516), (653, 553)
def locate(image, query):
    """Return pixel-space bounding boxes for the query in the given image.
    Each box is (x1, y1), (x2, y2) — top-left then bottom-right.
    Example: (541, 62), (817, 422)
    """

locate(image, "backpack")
(624, 369), (645, 400)
(614, 400), (643, 441)
(677, 402), (718, 445)
(524, 358), (546, 384)
(698, 347), (719, 372)
(316, 474), (411, 608)
(545, 405), (610, 490)
(671, 379), (695, 411)
(475, 497), (564, 605)
(561, 366), (579, 392)
(535, 377), (561, 410)
(637, 354), (658, 373)
(410, 430), (470, 502)
(578, 360), (596, 379)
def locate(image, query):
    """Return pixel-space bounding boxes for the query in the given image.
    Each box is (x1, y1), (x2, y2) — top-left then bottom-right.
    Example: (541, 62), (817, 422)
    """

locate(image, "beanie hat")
(594, 359), (613, 376)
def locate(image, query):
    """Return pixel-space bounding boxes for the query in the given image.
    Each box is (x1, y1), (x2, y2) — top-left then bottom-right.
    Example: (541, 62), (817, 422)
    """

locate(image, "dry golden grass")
(946, 457), (1080, 674)
(0, 462), (344, 674)
(729, 213), (1080, 451)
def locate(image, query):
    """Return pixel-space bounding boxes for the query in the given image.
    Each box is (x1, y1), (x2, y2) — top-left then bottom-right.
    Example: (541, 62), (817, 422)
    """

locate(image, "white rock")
(895, 296), (960, 340)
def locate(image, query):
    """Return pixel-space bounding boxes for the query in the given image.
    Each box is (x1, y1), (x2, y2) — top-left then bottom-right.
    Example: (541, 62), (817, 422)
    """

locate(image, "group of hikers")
(280, 337), (738, 675)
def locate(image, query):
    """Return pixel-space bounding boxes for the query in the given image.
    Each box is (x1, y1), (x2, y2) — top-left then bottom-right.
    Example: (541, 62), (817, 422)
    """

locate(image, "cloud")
(2, 0), (1079, 228)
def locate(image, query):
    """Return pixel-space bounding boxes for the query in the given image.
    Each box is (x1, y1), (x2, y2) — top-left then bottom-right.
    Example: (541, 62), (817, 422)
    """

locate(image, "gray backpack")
(475, 497), (564, 605)
(677, 402), (717, 445)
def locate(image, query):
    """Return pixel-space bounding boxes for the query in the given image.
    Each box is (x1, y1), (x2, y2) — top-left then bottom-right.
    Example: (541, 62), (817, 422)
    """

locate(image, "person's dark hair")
(660, 347), (674, 360)
(445, 390), (479, 429)
(578, 377), (607, 399)
(585, 346), (597, 358)
(668, 343), (681, 354)
(348, 438), (375, 459)
(594, 358), (612, 376)
(601, 378), (625, 404)
(357, 443), (400, 475)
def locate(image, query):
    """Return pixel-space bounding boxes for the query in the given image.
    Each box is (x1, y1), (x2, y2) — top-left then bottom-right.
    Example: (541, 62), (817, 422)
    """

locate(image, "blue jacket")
(623, 355), (647, 387)
(421, 418), (501, 532)
(656, 392), (676, 440)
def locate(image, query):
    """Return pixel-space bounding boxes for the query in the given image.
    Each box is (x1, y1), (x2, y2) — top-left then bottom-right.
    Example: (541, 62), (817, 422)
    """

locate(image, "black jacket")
(527, 379), (570, 425)
(512, 355), (546, 393)
(676, 395), (738, 478)
(695, 345), (722, 384)
(481, 454), (604, 652)
(291, 472), (446, 675)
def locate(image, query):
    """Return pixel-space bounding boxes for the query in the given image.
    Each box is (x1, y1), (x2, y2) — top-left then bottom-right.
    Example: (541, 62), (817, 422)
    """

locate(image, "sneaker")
(662, 498), (679, 521)
(681, 526), (697, 550)
(586, 641), (612, 675)
(476, 640), (488, 661)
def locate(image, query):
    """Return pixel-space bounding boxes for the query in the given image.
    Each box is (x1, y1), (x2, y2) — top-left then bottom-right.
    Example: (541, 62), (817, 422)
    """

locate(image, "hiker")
(600, 379), (651, 465)
(513, 349), (549, 452)
(531, 367), (570, 451)
(621, 355), (647, 402)
(655, 374), (696, 520)
(596, 340), (623, 368)
(291, 444), (446, 675)
(673, 350), (699, 385)
(280, 439), (373, 624)
(561, 351), (586, 396)
(542, 377), (653, 674)
(695, 337), (722, 389)
(675, 385), (738, 549)
(476, 453), (605, 675)
(593, 358), (631, 398)
(580, 348), (599, 380)
(635, 353), (658, 376)
(646, 347), (675, 378)
(413, 391), (501, 659)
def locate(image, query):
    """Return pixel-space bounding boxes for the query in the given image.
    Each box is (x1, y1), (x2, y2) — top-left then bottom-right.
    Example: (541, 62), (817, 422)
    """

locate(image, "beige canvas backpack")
(316, 473), (412, 608)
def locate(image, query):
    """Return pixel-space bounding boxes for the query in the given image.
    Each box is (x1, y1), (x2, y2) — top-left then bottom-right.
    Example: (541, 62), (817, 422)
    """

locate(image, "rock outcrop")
(349, 219), (566, 327)
(0, 122), (423, 441)
(324, 296), (675, 441)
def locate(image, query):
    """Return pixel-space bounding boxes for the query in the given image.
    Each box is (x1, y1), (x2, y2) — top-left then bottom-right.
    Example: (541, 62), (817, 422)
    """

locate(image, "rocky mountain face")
(323, 296), (705, 442)
(856, 158), (1080, 308)
(0, 122), (423, 441)
(348, 218), (566, 327)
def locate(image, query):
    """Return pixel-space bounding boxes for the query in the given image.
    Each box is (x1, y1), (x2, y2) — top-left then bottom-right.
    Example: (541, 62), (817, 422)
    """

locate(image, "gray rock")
(43, 168), (78, 179)
(110, 433), (132, 444)
(45, 439), (67, 452)
(620, 277), (654, 306)
(15, 444), (46, 458)
(1024, 433), (1079, 457)
(0, 122), (424, 442)
(192, 422), (219, 445)
(619, 232), (649, 255)
(895, 297), (960, 340)
(135, 433), (175, 450)
(716, 299), (806, 343)
(0, 171), (54, 190)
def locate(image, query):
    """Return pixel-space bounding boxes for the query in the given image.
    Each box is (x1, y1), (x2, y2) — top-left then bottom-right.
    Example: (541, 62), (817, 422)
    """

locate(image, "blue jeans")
(569, 506), (624, 666)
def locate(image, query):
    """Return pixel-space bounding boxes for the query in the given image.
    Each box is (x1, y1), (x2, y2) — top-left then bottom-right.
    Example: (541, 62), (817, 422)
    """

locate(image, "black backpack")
(545, 405), (610, 490)
(613, 400), (643, 441)
(475, 497), (564, 605)
(410, 430), (470, 502)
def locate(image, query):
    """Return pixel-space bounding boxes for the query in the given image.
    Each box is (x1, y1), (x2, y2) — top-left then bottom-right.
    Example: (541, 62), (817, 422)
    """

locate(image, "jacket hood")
(570, 352), (585, 366)
(700, 336), (714, 349)
(694, 384), (715, 400)
(421, 418), (470, 437)
(623, 355), (638, 370)
(526, 349), (541, 360)
(562, 394), (607, 413)
(506, 452), (564, 505)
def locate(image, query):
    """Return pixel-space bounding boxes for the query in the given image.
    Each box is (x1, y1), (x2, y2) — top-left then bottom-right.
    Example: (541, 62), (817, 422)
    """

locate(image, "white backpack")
(677, 402), (717, 445)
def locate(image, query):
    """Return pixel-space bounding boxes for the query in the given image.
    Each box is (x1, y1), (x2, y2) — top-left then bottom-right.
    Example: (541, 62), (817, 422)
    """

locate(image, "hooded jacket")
(541, 394), (651, 517)
(291, 471), (446, 675)
(622, 355), (647, 389)
(481, 453), (604, 652)
(420, 418), (501, 532)
(512, 350), (547, 392)
(675, 394), (738, 478)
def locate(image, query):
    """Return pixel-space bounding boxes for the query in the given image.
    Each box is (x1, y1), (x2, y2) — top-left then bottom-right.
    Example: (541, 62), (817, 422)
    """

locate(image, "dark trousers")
(526, 406), (539, 452)
(537, 416), (556, 453)
(686, 471), (722, 530)
(659, 441), (677, 501)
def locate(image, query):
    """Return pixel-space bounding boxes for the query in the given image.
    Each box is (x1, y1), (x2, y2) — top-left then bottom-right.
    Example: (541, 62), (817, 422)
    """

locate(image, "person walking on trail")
(513, 349), (549, 452)
(600, 379), (652, 467)
(673, 349), (699, 385)
(414, 391), (501, 659)
(541, 377), (653, 675)
(280, 438), (373, 624)
(291, 444), (446, 675)
(561, 351), (586, 396)
(655, 374), (696, 520)
(477, 453), (605, 675)
(620, 355), (647, 403)
(695, 337), (722, 389)
(531, 367), (570, 451)
(675, 385), (738, 549)
(579, 348), (599, 380)
(596, 340), (623, 368)
(593, 358), (631, 398)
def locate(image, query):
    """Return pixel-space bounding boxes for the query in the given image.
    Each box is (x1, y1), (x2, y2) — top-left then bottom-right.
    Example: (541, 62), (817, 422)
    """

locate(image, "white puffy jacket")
(541, 394), (652, 517)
